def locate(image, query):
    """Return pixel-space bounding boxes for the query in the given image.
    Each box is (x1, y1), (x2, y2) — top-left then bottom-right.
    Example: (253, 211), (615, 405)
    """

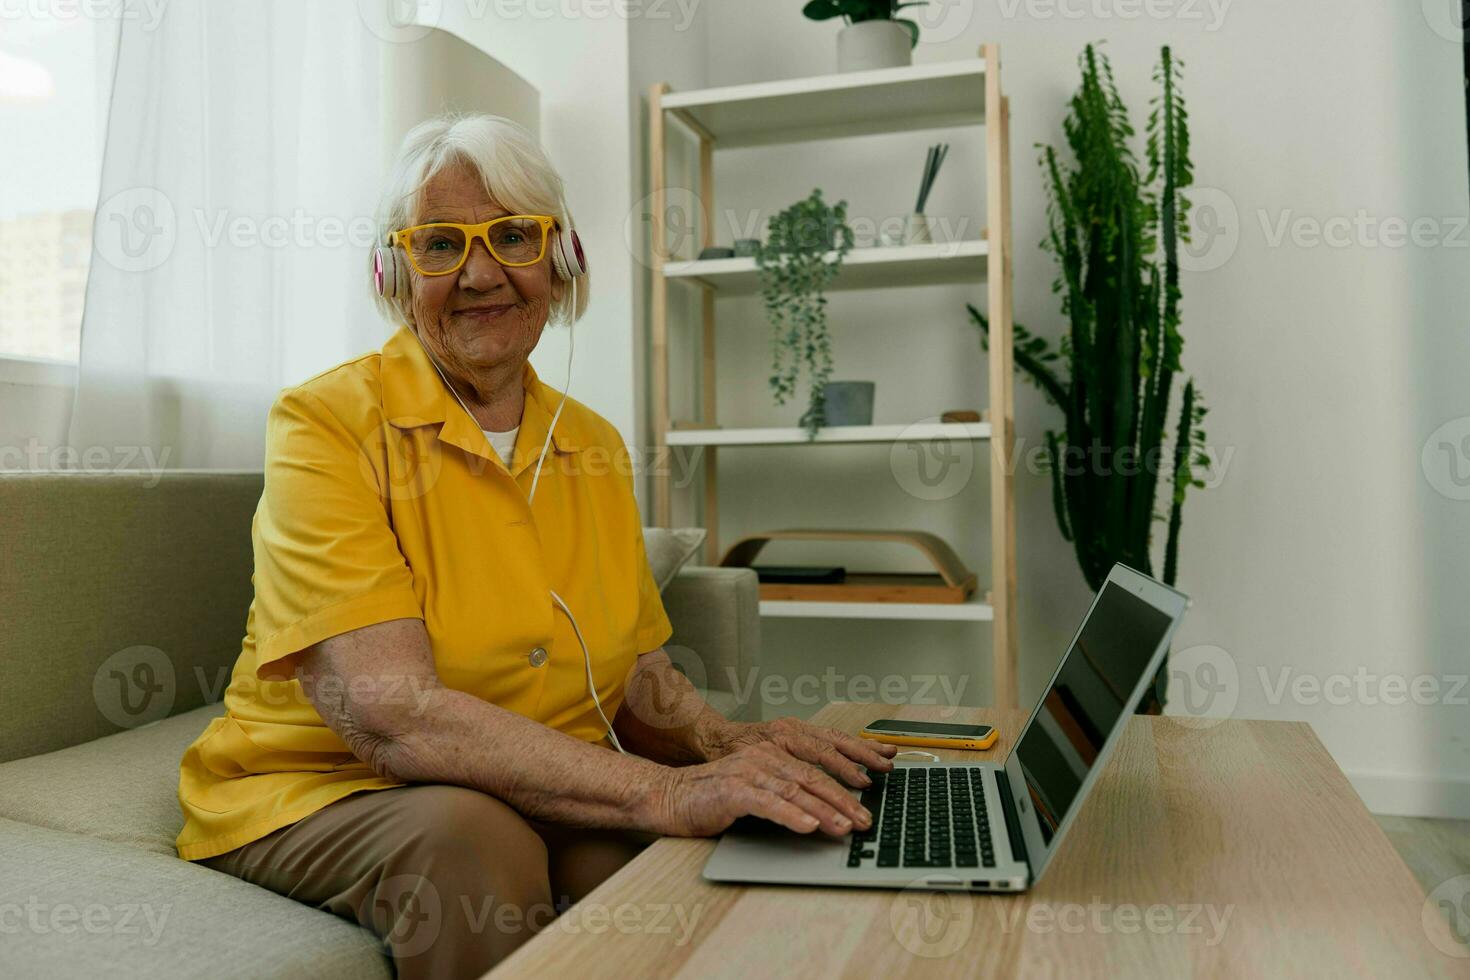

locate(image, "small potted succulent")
(803, 0), (927, 73)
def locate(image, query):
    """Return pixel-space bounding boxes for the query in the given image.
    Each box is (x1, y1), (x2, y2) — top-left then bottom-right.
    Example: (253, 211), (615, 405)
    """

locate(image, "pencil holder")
(902, 212), (932, 245)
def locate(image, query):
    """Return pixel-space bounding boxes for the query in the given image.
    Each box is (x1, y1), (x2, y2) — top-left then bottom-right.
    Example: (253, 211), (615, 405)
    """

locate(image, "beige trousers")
(198, 784), (657, 979)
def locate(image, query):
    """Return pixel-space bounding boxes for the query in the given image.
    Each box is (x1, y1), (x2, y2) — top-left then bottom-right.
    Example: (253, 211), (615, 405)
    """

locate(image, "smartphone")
(858, 719), (998, 751)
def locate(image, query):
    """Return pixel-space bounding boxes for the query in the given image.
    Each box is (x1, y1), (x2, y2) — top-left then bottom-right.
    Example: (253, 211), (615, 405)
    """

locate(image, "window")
(0, 14), (112, 363)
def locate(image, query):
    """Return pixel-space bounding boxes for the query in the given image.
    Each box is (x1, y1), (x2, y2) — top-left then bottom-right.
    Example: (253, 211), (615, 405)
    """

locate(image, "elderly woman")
(176, 113), (894, 979)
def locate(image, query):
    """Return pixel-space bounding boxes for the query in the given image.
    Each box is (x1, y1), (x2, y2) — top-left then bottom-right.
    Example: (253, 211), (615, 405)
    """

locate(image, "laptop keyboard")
(848, 767), (996, 869)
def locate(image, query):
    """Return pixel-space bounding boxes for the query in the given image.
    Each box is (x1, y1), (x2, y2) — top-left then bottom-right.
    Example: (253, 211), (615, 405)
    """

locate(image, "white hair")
(372, 113), (589, 329)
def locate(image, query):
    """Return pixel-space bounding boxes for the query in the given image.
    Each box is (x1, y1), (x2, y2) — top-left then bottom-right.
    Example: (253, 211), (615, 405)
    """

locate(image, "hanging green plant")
(755, 189), (855, 438)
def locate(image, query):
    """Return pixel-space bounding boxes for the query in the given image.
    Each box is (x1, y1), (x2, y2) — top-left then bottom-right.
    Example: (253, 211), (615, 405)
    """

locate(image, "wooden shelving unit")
(647, 46), (1019, 707)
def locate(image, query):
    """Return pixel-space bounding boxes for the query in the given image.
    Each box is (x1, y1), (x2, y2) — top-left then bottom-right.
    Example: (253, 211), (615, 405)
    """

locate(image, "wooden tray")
(719, 529), (977, 605)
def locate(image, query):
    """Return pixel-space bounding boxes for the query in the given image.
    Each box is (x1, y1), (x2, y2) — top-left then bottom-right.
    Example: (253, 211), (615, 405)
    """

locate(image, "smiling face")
(406, 160), (564, 392)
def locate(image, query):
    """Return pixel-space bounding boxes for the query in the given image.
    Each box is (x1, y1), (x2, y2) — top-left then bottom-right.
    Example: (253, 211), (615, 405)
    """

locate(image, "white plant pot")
(836, 21), (912, 74)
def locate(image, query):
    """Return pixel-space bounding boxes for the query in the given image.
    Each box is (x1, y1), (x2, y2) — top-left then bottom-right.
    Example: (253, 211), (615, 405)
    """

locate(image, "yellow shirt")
(176, 325), (673, 861)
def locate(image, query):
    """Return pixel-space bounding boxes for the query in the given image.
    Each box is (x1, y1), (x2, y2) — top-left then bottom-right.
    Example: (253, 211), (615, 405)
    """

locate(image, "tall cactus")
(973, 45), (1209, 705)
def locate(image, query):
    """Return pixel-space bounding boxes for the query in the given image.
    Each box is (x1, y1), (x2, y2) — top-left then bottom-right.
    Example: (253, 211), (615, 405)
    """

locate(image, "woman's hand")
(648, 739), (882, 838)
(700, 717), (899, 790)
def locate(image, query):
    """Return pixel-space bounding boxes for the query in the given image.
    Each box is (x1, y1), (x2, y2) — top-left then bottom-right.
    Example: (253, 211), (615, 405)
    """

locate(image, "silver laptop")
(703, 563), (1189, 893)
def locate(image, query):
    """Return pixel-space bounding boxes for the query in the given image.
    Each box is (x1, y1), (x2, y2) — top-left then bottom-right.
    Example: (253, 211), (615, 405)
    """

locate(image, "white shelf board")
(662, 60), (987, 148)
(665, 422), (990, 447)
(759, 596), (995, 622)
(662, 240), (987, 296)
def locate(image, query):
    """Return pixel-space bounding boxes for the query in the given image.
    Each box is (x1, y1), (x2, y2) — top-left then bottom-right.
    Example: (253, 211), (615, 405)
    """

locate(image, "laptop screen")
(1013, 581), (1177, 845)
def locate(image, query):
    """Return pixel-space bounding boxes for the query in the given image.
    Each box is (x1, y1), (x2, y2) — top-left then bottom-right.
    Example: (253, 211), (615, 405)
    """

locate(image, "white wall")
(641, 0), (1470, 816)
(426, 7), (643, 447)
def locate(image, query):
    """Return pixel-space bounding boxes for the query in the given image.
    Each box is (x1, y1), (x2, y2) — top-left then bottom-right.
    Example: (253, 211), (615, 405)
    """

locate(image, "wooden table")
(490, 702), (1467, 977)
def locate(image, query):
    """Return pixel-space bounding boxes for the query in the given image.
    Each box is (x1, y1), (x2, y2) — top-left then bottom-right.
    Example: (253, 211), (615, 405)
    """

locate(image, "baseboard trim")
(1348, 769), (1470, 819)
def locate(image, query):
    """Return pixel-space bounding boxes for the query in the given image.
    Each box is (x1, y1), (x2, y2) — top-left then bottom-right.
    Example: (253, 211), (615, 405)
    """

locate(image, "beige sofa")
(0, 471), (760, 978)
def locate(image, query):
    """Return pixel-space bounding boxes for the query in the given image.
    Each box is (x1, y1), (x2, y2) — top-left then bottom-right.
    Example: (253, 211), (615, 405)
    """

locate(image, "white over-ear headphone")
(387, 195), (621, 753)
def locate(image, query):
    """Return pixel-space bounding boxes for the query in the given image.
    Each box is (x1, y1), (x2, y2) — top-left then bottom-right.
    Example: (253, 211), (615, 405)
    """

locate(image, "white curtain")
(70, 0), (392, 470)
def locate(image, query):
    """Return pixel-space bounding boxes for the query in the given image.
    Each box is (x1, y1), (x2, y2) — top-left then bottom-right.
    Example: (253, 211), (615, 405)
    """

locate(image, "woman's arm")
(613, 648), (898, 787)
(294, 619), (879, 837)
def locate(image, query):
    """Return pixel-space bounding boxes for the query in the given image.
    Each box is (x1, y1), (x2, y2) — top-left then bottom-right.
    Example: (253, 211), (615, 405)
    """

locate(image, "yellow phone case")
(859, 728), (998, 752)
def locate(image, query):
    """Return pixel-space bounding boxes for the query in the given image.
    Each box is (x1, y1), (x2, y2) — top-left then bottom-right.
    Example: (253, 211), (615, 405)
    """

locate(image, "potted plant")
(971, 45), (1209, 713)
(756, 189), (856, 438)
(803, 0), (927, 73)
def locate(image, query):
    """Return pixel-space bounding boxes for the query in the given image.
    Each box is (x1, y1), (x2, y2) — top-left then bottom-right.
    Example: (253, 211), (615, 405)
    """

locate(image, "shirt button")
(528, 646), (548, 668)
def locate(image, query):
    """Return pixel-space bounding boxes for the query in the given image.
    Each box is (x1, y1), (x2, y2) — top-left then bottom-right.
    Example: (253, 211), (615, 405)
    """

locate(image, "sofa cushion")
(0, 816), (389, 979)
(0, 702), (225, 856)
(643, 527), (707, 591)
(0, 472), (262, 763)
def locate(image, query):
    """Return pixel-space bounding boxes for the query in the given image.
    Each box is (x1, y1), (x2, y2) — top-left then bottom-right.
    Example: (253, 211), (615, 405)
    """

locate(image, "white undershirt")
(482, 426), (519, 467)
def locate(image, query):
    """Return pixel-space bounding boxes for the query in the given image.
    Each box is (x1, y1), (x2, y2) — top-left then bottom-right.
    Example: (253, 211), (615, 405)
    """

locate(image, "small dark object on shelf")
(941, 409), (982, 423)
(698, 245), (735, 260)
(752, 565), (847, 585)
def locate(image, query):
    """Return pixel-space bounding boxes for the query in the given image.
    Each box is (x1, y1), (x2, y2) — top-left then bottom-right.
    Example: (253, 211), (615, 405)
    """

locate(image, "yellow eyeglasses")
(390, 215), (557, 276)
